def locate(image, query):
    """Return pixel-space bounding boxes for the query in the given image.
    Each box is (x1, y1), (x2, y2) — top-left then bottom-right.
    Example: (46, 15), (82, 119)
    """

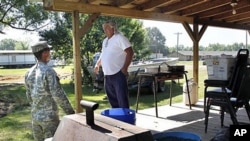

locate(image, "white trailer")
(0, 50), (36, 68)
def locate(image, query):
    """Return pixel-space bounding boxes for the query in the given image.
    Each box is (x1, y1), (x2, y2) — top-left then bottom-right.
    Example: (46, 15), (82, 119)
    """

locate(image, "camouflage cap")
(31, 41), (52, 53)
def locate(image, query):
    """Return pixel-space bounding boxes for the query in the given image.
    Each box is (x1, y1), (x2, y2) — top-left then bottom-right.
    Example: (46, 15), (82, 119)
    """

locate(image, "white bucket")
(183, 78), (198, 105)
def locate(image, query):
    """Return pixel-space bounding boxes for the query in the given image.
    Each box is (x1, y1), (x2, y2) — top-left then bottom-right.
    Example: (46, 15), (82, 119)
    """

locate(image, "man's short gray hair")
(103, 21), (118, 34)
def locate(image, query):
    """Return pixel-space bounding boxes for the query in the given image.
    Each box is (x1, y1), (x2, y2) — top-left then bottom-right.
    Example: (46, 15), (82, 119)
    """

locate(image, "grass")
(0, 61), (208, 141)
(0, 108), (33, 141)
(0, 68), (29, 76)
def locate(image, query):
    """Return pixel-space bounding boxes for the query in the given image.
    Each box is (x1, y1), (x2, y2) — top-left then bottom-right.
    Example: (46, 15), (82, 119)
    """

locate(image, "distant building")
(0, 50), (36, 68)
(168, 51), (238, 61)
(0, 50), (64, 68)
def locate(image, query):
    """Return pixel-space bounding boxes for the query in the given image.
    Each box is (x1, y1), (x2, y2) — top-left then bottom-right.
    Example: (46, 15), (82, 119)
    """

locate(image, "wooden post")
(72, 10), (83, 113)
(182, 22), (207, 103)
(193, 23), (199, 87)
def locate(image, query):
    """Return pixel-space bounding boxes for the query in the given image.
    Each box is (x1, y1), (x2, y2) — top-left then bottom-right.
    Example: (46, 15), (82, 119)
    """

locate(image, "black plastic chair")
(230, 65), (250, 118)
(204, 49), (249, 112)
(204, 49), (249, 133)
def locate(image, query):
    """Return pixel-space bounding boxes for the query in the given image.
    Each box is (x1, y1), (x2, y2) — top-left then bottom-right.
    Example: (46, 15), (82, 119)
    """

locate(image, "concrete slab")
(135, 100), (250, 141)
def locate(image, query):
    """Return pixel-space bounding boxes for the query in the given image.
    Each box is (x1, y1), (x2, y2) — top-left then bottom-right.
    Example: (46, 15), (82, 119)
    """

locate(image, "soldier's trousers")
(32, 118), (60, 141)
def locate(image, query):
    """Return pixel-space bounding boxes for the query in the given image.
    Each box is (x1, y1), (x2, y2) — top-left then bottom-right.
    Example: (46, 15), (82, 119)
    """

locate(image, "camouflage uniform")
(25, 61), (74, 141)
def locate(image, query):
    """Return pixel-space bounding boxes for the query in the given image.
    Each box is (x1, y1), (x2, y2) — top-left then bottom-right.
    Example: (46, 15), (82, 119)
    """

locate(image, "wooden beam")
(199, 1), (250, 19)
(198, 5), (232, 19)
(116, 0), (134, 7)
(87, 0), (109, 4)
(192, 23), (199, 99)
(52, 0), (193, 24)
(139, 0), (174, 11)
(234, 17), (250, 25)
(182, 22), (207, 100)
(212, 6), (250, 20)
(182, 22), (195, 42)
(198, 25), (207, 41)
(224, 12), (250, 22)
(72, 11), (83, 113)
(161, 0), (207, 14)
(182, 22), (207, 43)
(65, 0), (81, 2)
(79, 13), (100, 38)
(180, 0), (230, 16)
(195, 18), (250, 30)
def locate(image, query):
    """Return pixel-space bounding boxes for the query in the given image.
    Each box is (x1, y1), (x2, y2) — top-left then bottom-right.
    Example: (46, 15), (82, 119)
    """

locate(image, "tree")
(0, 38), (29, 50)
(39, 13), (73, 63)
(39, 14), (150, 63)
(230, 43), (245, 51)
(14, 41), (29, 50)
(0, 38), (16, 50)
(0, 0), (52, 33)
(146, 27), (169, 56)
(206, 43), (223, 51)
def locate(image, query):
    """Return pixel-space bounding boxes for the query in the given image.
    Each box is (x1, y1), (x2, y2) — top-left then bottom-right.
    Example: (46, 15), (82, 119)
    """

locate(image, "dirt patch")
(0, 73), (71, 84)
(0, 75), (24, 84)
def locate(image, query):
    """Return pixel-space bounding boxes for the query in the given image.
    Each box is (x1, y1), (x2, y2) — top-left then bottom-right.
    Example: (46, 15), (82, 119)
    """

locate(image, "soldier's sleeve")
(24, 71), (32, 105)
(46, 68), (75, 115)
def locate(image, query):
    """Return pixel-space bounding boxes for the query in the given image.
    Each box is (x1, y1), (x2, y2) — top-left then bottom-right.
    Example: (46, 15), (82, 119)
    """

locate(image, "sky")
(142, 20), (249, 47)
(0, 28), (40, 45)
(0, 20), (249, 47)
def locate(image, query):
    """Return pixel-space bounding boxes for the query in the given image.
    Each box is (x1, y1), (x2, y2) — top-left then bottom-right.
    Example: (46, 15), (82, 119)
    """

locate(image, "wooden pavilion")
(40, 0), (250, 112)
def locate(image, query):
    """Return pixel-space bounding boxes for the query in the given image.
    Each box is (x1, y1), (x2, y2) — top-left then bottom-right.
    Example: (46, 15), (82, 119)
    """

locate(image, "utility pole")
(174, 32), (182, 57)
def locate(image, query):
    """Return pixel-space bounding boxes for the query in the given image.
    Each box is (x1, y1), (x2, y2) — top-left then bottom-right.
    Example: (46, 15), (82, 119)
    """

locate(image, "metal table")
(135, 71), (191, 117)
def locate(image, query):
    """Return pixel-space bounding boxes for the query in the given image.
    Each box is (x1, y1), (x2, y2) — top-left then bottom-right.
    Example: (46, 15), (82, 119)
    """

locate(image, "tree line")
(1, 37), (248, 55)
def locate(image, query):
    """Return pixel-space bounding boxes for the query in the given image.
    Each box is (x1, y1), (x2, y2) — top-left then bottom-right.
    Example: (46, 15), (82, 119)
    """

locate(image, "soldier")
(24, 41), (75, 141)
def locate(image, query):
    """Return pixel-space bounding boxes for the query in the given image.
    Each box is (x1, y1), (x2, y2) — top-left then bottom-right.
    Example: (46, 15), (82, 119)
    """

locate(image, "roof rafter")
(42, 0), (250, 30)
(51, 0), (193, 23)
(161, 0), (207, 14)
(180, 0), (230, 16)
(213, 6), (250, 20)
(195, 18), (250, 30)
(138, 0), (177, 11)
(225, 12), (250, 22)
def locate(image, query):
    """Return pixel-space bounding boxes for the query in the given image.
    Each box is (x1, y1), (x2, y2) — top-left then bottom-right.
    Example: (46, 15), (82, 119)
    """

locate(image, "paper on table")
(207, 66), (214, 75)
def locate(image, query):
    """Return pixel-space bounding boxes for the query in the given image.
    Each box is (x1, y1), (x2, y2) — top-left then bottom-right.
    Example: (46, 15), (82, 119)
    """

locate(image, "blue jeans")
(104, 70), (129, 108)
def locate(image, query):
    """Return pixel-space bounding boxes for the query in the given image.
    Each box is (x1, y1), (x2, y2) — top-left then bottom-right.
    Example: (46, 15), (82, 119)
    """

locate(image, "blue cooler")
(101, 108), (136, 125)
(153, 131), (201, 141)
